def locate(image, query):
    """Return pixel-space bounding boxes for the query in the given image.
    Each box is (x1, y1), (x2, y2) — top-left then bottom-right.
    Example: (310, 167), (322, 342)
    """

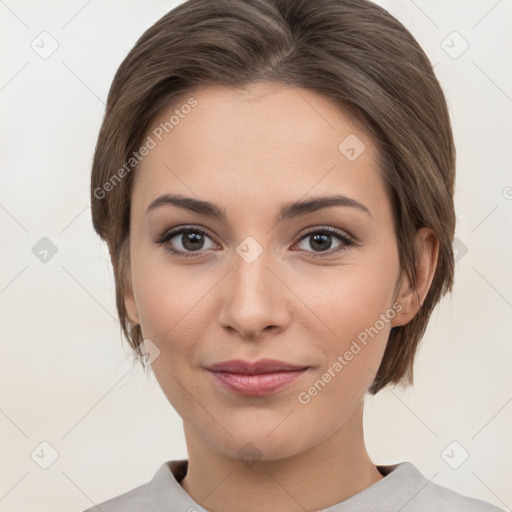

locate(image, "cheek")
(295, 261), (398, 383)
(131, 258), (212, 418)
(296, 294), (392, 414)
(299, 260), (397, 333)
(133, 252), (206, 331)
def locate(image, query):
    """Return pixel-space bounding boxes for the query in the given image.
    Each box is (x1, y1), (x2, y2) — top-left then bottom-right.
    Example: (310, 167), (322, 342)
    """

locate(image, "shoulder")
(81, 481), (151, 512)
(381, 462), (506, 512)
(83, 483), (149, 512)
(79, 460), (190, 512)
(411, 478), (505, 511)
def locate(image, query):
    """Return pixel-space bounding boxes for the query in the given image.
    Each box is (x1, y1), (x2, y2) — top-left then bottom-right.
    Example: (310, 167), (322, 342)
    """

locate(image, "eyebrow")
(146, 193), (372, 221)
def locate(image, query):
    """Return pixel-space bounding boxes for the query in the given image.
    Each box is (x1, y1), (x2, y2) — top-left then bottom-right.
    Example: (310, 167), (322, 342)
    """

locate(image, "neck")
(179, 401), (383, 512)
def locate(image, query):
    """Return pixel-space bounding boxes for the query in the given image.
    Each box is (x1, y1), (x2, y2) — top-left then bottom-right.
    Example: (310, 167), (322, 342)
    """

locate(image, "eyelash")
(153, 225), (356, 259)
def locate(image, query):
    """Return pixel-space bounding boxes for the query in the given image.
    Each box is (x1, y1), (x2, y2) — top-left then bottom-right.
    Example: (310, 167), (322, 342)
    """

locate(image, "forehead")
(133, 83), (385, 217)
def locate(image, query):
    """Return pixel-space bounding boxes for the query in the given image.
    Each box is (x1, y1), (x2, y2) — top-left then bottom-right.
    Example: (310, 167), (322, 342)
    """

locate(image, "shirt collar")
(147, 459), (425, 511)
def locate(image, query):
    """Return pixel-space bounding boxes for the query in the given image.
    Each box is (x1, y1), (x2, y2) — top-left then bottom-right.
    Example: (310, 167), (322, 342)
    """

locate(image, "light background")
(1, 0), (511, 511)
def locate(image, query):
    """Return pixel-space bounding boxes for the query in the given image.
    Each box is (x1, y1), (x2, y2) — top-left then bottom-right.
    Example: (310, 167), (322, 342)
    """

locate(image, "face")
(124, 82), (413, 462)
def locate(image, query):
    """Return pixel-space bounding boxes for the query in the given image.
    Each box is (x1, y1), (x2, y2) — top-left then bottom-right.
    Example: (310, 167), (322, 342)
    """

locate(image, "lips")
(205, 358), (310, 375)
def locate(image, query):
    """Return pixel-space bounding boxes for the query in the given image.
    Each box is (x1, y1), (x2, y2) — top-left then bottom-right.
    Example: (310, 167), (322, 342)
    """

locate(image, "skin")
(123, 82), (438, 512)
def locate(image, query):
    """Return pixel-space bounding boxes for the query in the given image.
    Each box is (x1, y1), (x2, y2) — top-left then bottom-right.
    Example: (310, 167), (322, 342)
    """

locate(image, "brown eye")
(154, 227), (217, 257)
(294, 228), (355, 255)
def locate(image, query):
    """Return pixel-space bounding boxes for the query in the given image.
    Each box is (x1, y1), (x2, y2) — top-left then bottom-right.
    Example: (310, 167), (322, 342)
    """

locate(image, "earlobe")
(415, 227), (439, 307)
(116, 236), (140, 326)
(390, 227), (439, 328)
(123, 266), (139, 326)
(124, 286), (139, 325)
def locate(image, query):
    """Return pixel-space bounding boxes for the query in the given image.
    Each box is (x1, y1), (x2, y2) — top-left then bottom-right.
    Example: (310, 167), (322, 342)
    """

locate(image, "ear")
(111, 238), (140, 326)
(124, 278), (139, 326)
(391, 227), (439, 327)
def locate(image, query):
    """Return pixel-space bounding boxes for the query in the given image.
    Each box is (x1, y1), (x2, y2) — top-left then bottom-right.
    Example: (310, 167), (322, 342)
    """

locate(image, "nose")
(218, 248), (291, 339)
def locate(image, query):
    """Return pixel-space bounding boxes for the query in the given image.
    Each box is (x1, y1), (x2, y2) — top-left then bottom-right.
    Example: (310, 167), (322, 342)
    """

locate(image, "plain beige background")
(1, 1), (511, 511)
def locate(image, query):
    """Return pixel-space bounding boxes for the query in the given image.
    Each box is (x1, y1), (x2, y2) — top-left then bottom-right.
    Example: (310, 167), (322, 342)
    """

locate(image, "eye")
(293, 227), (355, 256)
(154, 226), (218, 258)
(154, 225), (356, 259)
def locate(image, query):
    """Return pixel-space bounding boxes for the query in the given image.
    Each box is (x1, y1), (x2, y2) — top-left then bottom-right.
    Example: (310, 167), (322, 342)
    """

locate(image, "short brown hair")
(90, 0), (456, 395)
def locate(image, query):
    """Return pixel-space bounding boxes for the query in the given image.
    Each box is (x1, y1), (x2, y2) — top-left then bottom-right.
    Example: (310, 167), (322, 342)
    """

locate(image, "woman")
(86, 0), (504, 510)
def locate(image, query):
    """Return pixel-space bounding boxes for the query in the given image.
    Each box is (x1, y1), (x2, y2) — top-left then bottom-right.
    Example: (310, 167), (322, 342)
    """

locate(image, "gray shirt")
(82, 459), (505, 511)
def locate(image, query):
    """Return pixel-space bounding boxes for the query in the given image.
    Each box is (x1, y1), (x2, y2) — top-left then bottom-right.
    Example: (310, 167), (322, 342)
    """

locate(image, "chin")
(211, 427), (311, 465)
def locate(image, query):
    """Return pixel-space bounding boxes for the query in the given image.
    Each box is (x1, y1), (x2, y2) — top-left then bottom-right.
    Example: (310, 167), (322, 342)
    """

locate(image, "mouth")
(204, 358), (311, 396)
(205, 358), (311, 374)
